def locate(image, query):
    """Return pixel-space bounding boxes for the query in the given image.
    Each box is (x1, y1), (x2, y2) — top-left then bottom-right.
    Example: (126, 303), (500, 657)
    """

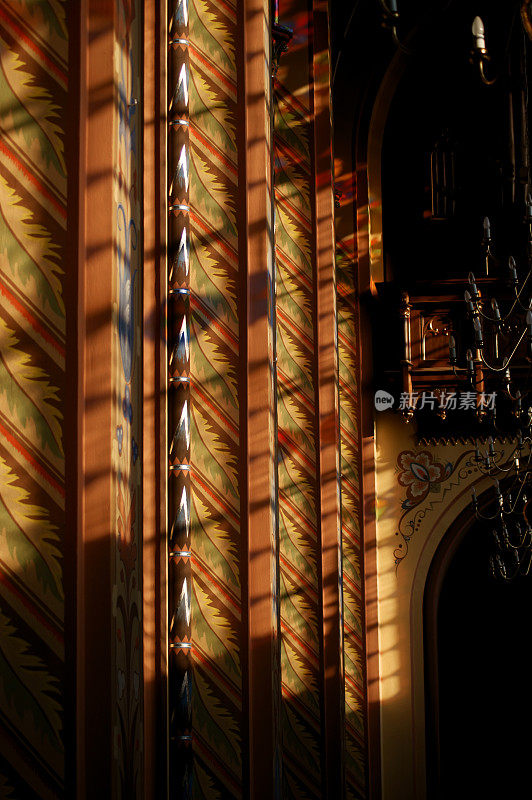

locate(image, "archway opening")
(425, 510), (532, 798)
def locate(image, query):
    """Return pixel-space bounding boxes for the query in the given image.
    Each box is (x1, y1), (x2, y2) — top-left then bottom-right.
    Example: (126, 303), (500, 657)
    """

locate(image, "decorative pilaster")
(112, 0), (144, 796)
(167, 0), (193, 794)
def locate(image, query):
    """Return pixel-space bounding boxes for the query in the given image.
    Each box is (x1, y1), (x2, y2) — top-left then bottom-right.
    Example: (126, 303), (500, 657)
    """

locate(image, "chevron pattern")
(0, 1), (67, 797)
(274, 79), (323, 799)
(188, 0), (243, 795)
(336, 236), (367, 799)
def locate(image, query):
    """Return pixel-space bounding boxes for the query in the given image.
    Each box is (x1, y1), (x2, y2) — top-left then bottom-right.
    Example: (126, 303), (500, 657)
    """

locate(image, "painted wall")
(0, 2), (69, 796)
(374, 411), (516, 799)
(112, 0), (143, 796)
(0, 2), (366, 797)
(178, 0), (346, 794)
(187, 0), (245, 793)
(274, 10), (324, 796)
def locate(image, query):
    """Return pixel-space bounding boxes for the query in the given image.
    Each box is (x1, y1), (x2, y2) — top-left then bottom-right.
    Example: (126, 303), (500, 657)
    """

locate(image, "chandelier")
(457, 205), (532, 580)
(471, 431), (532, 580)
(379, 3), (532, 578)
(452, 201), (532, 424)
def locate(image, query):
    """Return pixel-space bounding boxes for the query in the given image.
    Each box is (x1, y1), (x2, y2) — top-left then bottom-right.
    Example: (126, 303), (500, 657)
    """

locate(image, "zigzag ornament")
(336, 238), (367, 800)
(274, 78), (323, 799)
(186, 0), (244, 795)
(0, 1), (67, 797)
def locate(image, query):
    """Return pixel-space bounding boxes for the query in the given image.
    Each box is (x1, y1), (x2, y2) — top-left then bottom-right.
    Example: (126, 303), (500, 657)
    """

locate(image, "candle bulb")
(466, 348), (474, 378)
(475, 443), (481, 462)
(488, 436), (495, 456)
(491, 297), (501, 321)
(489, 556), (497, 578)
(509, 256), (518, 284)
(483, 215), (491, 240)
(499, 557), (507, 580)
(449, 334), (457, 363)
(387, 0), (398, 14)
(464, 289), (475, 313)
(502, 523), (510, 547)
(472, 16), (486, 51)
(473, 315), (483, 346)
(468, 271), (479, 299)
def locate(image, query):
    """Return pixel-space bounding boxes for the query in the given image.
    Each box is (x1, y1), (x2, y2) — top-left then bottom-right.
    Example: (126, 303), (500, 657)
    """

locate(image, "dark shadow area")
(425, 505), (532, 799)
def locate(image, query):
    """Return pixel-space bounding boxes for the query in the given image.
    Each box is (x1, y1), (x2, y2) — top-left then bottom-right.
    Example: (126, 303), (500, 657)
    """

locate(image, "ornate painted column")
(272, 0), (345, 797)
(164, 0), (279, 796)
(0, 1), (73, 796)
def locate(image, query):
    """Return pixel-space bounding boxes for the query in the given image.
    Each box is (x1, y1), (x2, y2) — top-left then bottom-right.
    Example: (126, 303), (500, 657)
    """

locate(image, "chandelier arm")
(505, 482), (527, 513)
(522, 551), (532, 576)
(520, 453), (532, 473)
(475, 462), (499, 476)
(504, 383), (529, 402)
(514, 296), (532, 313)
(474, 8), (519, 91)
(478, 297), (518, 323)
(497, 554), (521, 581)
(476, 449), (520, 475)
(504, 531), (527, 549)
(522, 465), (532, 487)
(478, 292), (521, 322)
(504, 473), (532, 514)
(504, 444), (524, 468)
(479, 58), (498, 87)
(485, 457), (516, 475)
(469, 373), (487, 390)
(477, 467), (496, 478)
(494, 462), (515, 473)
(391, 26), (412, 55)
(477, 267), (532, 322)
(476, 508), (506, 521)
(505, 442), (524, 462)
(508, 453), (532, 480)
(479, 327), (527, 372)
(477, 309), (503, 323)
(513, 269), (532, 310)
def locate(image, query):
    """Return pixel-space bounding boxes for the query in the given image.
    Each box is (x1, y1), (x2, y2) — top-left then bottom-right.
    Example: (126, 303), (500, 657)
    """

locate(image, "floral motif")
(116, 425), (123, 455)
(397, 450), (453, 509)
(122, 384), (132, 423)
(117, 482), (137, 577)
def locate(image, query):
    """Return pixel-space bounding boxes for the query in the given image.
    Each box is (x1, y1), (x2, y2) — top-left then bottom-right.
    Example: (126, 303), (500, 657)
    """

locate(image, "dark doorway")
(425, 512), (532, 799)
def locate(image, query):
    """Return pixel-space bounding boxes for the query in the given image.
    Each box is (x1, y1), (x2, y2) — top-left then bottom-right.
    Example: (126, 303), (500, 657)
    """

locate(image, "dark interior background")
(332, 2), (532, 796)
(382, 0), (529, 287)
(427, 515), (532, 799)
